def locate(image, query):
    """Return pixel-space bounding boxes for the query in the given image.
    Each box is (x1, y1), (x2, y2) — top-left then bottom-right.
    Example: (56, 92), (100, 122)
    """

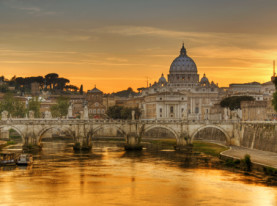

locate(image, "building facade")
(134, 44), (225, 120)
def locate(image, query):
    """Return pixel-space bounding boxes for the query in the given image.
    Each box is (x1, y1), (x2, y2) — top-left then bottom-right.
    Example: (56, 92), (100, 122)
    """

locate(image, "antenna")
(146, 76), (149, 88)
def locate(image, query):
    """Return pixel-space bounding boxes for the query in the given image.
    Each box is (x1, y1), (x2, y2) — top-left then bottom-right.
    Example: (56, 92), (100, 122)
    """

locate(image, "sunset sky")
(1, 0), (277, 93)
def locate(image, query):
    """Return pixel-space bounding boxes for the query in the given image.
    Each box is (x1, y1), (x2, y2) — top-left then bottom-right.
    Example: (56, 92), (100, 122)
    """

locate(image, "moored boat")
(17, 154), (33, 166)
(0, 153), (17, 166)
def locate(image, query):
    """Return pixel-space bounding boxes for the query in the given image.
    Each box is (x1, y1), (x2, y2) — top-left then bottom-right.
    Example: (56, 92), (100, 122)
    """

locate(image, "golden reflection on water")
(0, 142), (277, 206)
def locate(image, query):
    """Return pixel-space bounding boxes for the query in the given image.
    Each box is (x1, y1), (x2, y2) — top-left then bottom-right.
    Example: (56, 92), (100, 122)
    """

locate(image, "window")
(93, 109), (96, 114)
(160, 97), (162, 100)
(95, 102), (99, 107)
(160, 108), (162, 113)
(181, 108), (184, 113)
(170, 106), (174, 113)
(160, 114), (162, 117)
(195, 107), (199, 114)
(97, 109), (100, 114)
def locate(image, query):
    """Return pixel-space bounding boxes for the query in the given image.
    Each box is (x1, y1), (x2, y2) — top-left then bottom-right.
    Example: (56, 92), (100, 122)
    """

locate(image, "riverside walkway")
(221, 146), (277, 169)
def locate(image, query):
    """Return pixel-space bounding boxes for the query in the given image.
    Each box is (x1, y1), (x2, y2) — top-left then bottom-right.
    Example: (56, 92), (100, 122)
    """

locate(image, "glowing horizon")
(0, 0), (276, 93)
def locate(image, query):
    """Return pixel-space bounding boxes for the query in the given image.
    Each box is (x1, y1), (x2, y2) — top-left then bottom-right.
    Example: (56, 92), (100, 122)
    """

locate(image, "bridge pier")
(124, 132), (143, 151)
(73, 134), (92, 151)
(175, 133), (191, 151)
(22, 134), (42, 151)
(73, 123), (93, 151)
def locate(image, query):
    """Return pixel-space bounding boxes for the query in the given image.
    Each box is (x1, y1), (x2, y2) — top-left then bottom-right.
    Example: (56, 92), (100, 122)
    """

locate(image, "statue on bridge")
(1, 110), (8, 120)
(223, 108), (229, 120)
(182, 108), (188, 120)
(131, 110), (135, 121)
(84, 105), (89, 120)
(28, 111), (35, 119)
(68, 103), (73, 118)
(44, 110), (52, 119)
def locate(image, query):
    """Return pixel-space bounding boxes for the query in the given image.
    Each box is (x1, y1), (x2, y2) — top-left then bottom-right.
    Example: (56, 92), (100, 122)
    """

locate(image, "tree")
(27, 98), (41, 118)
(111, 87), (138, 97)
(0, 84), (9, 93)
(107, 105), (141, 119)
(80, 85), (83, 94)
(55, 77), (70, 91)
(65, 85), (78, 92)
(107, 105), (123, 119)
(0, 93), (25, 118)
(220, 96), (255, 110)
(45, 73), (59, 90)
(8, 75), (16, 86)
(272, 78), (277, 112)
(120, 107), (132, 119)
(15, 77), (25, 91)
(50, 96), (69, 117)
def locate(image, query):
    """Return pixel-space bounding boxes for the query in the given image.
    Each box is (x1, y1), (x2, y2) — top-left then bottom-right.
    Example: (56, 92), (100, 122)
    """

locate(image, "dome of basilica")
(200, 73), (210, 85)
(169, 44), (197, 74)
(158, 73), (167, 84)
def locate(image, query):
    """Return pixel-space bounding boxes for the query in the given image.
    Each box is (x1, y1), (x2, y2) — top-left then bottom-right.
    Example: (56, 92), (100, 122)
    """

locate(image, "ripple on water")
(0, 141), (276, 206)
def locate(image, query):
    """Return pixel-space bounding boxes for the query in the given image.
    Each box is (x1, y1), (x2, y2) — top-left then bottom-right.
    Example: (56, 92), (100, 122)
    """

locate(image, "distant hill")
(111, 87), (139, 97)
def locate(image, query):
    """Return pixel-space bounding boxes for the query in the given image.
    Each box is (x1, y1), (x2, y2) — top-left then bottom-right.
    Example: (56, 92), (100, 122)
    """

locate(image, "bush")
(241, 154), (252, 172)
(220, 96), (255, 110)
(263, 167), (277, 176)
(224, 158), (240, 167)
(7, 140), (16, 145)
(107, 105), (141, 119)
(73, 142), (81, 149)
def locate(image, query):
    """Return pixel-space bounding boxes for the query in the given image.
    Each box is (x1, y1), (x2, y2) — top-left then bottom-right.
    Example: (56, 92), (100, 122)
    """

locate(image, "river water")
(1, 141), (277, 206)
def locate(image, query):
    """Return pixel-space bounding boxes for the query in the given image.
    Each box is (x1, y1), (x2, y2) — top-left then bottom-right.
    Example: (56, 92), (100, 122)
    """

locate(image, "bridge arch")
(191, 125), (230, 143)
(0, 125), (25, 141)
(92, 125), (126, 137)
(38, 126), (75, 143)
(142, 125), (179, 139)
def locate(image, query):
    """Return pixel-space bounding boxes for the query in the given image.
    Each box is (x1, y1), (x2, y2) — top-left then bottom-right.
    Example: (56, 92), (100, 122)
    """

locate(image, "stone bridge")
(1, 118), (276, 151)
(0, 118), (238, 149)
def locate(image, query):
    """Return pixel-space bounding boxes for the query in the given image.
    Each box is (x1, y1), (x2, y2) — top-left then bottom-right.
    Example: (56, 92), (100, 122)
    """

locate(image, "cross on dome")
(180, 43), (187, 56)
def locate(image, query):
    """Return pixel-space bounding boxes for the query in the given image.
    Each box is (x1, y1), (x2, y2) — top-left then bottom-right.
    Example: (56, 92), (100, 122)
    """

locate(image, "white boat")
(17, 154), (33, 166)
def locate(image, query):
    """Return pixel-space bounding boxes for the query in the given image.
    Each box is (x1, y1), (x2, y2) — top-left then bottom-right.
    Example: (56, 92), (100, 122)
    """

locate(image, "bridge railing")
(0, 118), (238, 125)
(240, 120), (277, 124)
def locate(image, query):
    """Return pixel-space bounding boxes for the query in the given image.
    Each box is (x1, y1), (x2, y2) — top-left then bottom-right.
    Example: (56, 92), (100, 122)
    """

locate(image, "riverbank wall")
(239, 123), (277, 153)
(220, 151), (273, 172)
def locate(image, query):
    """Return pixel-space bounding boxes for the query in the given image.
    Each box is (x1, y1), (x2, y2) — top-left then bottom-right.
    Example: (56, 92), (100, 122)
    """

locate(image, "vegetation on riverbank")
(145, 139), (228, 156)
(223, 154), (253, 172)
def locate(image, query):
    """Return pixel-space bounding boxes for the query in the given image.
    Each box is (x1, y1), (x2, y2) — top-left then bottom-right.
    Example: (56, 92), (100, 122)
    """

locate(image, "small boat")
(17, 154), (33, 166)
(0, 153), (17, 166)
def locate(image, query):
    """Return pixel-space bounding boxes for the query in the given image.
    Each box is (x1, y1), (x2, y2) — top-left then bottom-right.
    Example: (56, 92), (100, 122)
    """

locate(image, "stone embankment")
(240, 123), (277, 152)
(221, 146), (277, 170)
